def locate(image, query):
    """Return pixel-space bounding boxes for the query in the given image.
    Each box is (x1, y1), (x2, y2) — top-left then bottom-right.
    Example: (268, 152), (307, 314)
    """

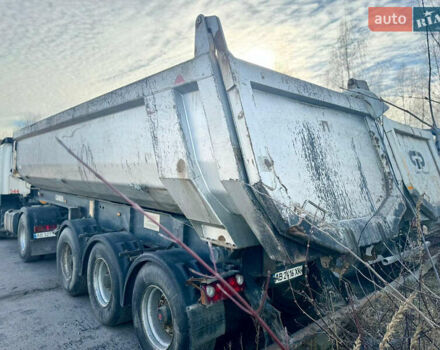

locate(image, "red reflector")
(202, 275), (245, 305)
(33, 224), (57, 233)
(174, 74), (185, 84)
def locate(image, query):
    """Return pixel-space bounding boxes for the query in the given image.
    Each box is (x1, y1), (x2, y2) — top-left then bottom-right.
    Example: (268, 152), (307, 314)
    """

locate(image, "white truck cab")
(0, 138), (30, 196)
(0, 138), (31, 236)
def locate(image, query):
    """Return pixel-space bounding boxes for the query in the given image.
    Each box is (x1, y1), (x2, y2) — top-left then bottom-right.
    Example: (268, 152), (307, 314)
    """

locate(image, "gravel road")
(0, 238), (140, 350)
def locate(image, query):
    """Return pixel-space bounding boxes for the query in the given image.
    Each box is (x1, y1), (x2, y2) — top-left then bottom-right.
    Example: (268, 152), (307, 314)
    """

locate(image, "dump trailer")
(2, 15), (440, 349)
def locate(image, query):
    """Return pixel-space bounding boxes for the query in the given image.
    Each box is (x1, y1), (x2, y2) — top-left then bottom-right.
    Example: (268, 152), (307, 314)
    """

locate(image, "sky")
(0, 0), (437, 137)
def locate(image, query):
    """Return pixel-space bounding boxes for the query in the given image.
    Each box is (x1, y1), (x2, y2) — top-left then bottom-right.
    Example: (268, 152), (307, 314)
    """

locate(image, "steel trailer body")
(12, 17), (433, 262)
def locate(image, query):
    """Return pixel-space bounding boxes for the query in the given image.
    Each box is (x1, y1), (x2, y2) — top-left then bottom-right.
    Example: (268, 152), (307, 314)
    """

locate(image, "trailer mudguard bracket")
(20, 205), (65, 255)
(123, 249), (205, 307)
(59, 217), (99, 265)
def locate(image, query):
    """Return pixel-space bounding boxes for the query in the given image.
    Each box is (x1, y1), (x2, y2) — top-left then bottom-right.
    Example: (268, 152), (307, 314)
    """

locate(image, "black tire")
(57, 227), (87, 296)
(132, 263), (192, 350)
(87, 243), (131, 326)
(17, 215), (37, 262)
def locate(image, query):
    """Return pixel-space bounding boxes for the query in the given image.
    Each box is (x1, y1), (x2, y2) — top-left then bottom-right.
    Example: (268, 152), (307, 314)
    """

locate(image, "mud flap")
(244, 277), (286, 344)
(30, 237), (57, 255)
(187, 302), (225, 349)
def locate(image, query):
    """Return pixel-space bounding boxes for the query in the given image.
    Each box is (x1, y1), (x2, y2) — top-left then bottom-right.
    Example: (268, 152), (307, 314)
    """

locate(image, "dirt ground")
(2, 231), (439, 350)
(0, 238), (140, 350)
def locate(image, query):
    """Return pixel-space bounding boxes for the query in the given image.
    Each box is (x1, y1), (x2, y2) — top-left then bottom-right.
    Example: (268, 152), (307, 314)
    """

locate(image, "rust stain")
(176, 158), (186, 173)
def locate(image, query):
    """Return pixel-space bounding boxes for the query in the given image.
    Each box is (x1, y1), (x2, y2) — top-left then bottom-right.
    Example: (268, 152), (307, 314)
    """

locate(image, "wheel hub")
(19, 228), (26, 254)
(141, 285), (173, 350)
(157, 305), (172, 325)
(93, 258), (112, 307)
(61, 243), (73, 281)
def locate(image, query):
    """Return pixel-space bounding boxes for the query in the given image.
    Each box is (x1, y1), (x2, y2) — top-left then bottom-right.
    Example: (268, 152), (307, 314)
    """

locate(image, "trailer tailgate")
(219, 55), (407, 252)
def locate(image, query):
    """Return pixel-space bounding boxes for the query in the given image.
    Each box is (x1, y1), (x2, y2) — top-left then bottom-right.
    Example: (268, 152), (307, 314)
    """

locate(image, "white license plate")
(33, 231), (57, 239)
(273, 265), (303, 284)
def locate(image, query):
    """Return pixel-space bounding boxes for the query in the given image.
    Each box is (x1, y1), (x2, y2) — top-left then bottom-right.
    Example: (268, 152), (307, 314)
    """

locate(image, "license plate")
(273, 265), (303, 284)
(33, 231), (57, 239)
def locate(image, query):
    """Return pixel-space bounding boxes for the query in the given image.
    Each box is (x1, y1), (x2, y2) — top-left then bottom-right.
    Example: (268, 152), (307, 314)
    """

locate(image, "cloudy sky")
(0, 0), (436, 136)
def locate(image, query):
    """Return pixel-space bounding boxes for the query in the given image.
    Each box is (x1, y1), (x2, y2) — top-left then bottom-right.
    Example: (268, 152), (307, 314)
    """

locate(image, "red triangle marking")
(174, 74), (185, 84)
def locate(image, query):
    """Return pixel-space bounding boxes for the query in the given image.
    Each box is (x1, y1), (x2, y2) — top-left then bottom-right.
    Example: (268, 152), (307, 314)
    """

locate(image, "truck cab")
(0, 138), (31, 236)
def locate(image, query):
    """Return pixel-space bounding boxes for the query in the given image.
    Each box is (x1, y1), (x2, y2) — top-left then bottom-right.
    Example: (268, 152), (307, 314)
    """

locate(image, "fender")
(82, 231), (143, 306)
(123, 248), (229, 346)
(58, 217), (100, 266)
(122, 249), (204, 306)
(18, 205), (65, 256)
(20, 205), (64, 236)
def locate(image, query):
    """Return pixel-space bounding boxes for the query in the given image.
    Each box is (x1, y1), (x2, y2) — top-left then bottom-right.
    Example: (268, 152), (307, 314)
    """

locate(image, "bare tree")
(396, 64), (408, 124)
(326, 16), (368, 90)
(385, 30), (440, 128)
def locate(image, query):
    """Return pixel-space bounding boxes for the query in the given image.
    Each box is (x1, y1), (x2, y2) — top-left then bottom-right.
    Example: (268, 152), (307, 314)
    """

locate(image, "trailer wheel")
(17, 215), (37, 262)
(87, 243), (130, 326)
(57, 227), (87, 296)
(132, 263), (192, 350)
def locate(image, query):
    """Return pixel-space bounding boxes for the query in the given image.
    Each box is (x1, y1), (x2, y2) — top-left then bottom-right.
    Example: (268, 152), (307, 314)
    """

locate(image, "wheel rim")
(18, 226), (26, 254)
(61, 243), (73, 281)
(93, 258), (112, 307)
(141, 285), (173, 350)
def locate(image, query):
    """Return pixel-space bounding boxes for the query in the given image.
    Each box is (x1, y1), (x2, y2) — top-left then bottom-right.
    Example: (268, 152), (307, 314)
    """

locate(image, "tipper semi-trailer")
(1, 15), (440, 349)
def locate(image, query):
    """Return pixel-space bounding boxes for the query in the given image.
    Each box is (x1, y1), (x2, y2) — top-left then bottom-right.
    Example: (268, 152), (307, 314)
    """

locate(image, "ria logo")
(409, 150), (428, 173)
(368, 7), (440, 32)
(413, 7), (440, 32)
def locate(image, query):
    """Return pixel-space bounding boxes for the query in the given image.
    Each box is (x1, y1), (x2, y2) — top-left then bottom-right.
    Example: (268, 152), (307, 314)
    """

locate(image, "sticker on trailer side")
(33, 231), (57, 239)
(273, 265), (303, 284)
(89, 200), (95, 218)
(55, 194), (64, 203)
(143, 212), (160, 232)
